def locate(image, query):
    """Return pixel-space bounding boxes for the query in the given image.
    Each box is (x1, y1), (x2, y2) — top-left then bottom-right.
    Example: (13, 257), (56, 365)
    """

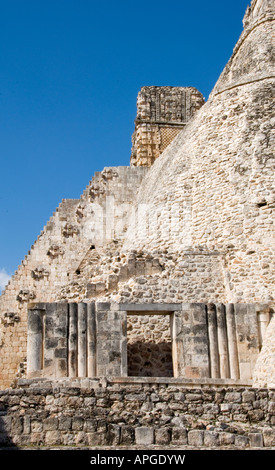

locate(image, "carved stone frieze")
(130, 86), (204, 167)
(76, 203), (85, 219)
(102, 168), (119, 180)
(16, 289), (36, 302)
(2, 312), (20, 326)
(47, 245), (64, 258)
(62, 223), (79, 237)
(89, 184), (105, 200)
(31, 266), (50, 280)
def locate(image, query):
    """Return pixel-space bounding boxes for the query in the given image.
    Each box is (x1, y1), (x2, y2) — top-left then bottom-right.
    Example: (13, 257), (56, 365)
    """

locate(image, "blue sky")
(0, 0), (250, 290)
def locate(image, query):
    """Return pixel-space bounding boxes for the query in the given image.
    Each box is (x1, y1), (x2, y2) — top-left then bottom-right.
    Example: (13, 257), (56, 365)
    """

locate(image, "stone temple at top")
(0, 0), (274, 392)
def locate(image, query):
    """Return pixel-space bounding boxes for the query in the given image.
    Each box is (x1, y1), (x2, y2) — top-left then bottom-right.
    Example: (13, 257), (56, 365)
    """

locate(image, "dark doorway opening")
(127, 313), (173, 377)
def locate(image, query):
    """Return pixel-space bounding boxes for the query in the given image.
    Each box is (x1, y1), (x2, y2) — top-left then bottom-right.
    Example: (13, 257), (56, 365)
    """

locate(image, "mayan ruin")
(0, 0), (274, 451)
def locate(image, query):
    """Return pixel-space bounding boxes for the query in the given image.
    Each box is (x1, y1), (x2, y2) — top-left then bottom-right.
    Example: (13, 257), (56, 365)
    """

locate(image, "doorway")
(127, 313), (174, 377)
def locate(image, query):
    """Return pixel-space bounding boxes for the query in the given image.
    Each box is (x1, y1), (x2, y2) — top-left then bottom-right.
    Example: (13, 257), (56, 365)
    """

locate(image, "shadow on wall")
(127, 341), (173, 377)
(0, 414), (17, 448)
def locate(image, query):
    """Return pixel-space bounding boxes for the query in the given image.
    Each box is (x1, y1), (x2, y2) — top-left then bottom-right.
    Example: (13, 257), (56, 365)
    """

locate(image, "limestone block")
(171, 427), (188, 445)
(155, 427), (171, 445)
(204, 431), (220, 447)
(106, 424), (120, 445)
(224, 391), (242, 403)
(234, 435), (249, 448)
(188, 430), (204, 447)
(219, 432), (235, 446)
(45, 430), (61, 445)
(135, 427), (154, 445)
(249, 433), (264, 448)
(44, 417), (58, 431)
(120, 425), (135, 445)
(242, 390), (256, 402)
(58, 417), (72, 431)
(263, 427), (275, 447)
(72, 417), (84, 431)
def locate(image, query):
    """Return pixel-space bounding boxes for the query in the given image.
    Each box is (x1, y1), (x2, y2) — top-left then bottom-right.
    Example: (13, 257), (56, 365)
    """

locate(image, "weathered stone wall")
(0, 167), (148, 388)
(0, 198), (83, 389)
(0, 380), (274, 448)
(244, 0), (274, 25)
(123, 10), (275, 307)
(124, 83), (275, 306)
(95, 250), (226, 305)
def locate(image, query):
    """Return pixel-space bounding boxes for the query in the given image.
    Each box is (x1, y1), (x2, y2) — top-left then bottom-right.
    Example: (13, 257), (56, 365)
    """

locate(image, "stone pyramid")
(0, 0), (274, 389)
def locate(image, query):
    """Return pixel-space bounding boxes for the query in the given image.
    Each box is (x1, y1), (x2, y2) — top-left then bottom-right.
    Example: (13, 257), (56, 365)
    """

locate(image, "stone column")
(225, 304), (240, 380)
(216, 304), (230, 379)
(27, 308), (44, 375)
(87, 303), (97, 377)
(78, 303), (87, 377)
(54, 303), (69, 378)
(207, 304), (220, 378)
(171, 312), (184, 378)
(68, 303), (78, 377)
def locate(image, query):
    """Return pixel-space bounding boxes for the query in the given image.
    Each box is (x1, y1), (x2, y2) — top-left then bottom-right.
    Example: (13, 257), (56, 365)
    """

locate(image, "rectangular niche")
(127, 312), (174, 377)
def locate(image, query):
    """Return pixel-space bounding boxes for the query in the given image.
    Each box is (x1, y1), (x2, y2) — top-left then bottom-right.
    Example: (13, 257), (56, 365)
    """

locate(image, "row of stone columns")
(68, 303), (97, 378)
(207, 304), (239, 380)
(27, 302), (269, 382)
(27, 303), (97, 378)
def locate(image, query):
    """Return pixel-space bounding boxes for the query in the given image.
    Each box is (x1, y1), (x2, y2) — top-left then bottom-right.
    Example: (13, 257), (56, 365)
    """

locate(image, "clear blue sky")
(0, 0), (250, 289)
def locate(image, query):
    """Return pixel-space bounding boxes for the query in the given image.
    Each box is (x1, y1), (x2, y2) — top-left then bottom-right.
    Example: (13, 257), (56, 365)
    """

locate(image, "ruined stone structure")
(0, 0), (274, 449)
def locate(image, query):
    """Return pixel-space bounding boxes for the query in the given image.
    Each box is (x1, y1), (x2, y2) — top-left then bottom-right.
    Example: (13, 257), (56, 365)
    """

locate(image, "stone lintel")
(118, 303), (183, 312)
(28, 302), (68, 310)
(110, 377), (253, 387)
(95, 302), (184, 312)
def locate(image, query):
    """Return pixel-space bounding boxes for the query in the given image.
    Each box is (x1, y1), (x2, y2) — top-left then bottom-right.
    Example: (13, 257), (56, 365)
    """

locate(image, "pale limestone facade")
(0, 0), (274, 392)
